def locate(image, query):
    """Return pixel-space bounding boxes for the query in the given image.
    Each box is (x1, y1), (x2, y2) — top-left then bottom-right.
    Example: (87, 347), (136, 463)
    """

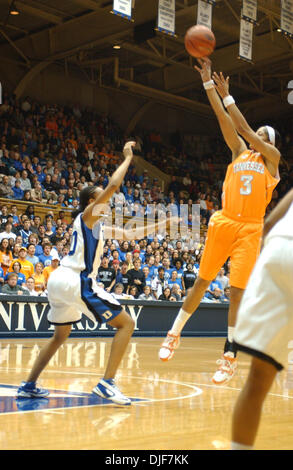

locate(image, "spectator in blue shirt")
(124, 188), (134, 204)
(118, 241), (129, 262)
(204, 287), (225, 303)
(174, 259), (184, 279)
(162, 258), (173, 281)
(208, 278), (223, 293)
(142, 255), (156, 279)
(167, 270), (183, 290)
(11, 154), (24, 172)
(35, 165), (46, 184)
(12, 180), (24, 200)
(38, 242), (53, 267)
(10, 205), (20, 226)
(222, 286), (230, 303)
(5, 261), (26, 286)
(17, 219), (32, 246)
(122, 180), (131, 197)
(142, 266), (153, 286)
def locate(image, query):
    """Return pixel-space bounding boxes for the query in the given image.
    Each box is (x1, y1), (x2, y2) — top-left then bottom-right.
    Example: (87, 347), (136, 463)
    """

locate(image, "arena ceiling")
(0, 0), (292, 124)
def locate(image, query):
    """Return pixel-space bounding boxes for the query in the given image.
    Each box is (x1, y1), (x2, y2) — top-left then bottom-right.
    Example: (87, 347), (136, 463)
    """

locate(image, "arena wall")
(0, 296), (228, 338)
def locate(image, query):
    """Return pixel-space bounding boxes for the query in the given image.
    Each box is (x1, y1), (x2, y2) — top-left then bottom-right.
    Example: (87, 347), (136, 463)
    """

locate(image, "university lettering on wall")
(0, 296), (228, 337)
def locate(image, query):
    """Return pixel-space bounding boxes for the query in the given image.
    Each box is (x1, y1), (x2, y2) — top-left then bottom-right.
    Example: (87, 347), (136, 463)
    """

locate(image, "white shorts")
(47, 266), (122, 325)
(234, 236), (293, 371)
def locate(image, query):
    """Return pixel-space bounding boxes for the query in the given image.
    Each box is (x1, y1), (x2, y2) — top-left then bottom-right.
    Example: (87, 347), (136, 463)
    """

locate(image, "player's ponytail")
(274, 129), (282, 150)
(72, 186), (98, 220)
(265, 126), (282, 150)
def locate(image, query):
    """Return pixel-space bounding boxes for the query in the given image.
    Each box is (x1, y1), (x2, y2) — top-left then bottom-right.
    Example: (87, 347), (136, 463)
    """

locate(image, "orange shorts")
(199, 211), (262, 289)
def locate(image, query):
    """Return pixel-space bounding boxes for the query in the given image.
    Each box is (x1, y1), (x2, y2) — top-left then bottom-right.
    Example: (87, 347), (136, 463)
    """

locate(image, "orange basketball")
(184, 25), (216, 58)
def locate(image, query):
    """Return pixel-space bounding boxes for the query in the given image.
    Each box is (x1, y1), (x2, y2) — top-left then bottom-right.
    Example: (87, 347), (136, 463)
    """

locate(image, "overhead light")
(277, 28), (282, 33)
(10, 2), (20, 15)
(113, 44), (121, 49)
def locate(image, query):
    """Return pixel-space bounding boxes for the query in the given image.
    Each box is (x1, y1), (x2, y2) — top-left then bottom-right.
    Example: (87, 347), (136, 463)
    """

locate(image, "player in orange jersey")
(159, 58), (281, 385)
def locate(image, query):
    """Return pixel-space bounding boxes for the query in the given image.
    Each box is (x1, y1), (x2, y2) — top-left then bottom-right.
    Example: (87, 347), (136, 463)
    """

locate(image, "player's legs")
(17, 324), (72, 398)
(26, 324), (72, 383)
(224, 286), (244, 354)
(231, 357), (277, 449)
(93, 309), (135, 405)
(212, 224), (262, 385)
(159, 211), (235, 362)
(227, 222), (262, 350)
(231, 236), (293, 447)
(170, 275), (211, 333)
(212, 287), (245, 385)
(158, 276), (211, 361)
(103, 309), (135, 380)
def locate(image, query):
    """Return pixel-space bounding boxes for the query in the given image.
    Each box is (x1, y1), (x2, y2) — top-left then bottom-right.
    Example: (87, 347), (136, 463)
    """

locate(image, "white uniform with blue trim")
(234, 201), (293, 371)
(47, 213), (122, 325)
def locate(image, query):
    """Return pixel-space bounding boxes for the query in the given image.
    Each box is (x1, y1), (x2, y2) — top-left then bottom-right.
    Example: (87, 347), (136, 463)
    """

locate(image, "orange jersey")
(222, 149), (279, 223)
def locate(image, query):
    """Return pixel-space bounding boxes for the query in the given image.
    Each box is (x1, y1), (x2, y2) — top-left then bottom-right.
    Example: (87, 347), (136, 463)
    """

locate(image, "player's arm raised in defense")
(263, 188), (293, 239)
(194, 58), (246, 161)
(110, 216), (179, 242)
(212, 72), (280, 175)
(83, 141), (135, 228)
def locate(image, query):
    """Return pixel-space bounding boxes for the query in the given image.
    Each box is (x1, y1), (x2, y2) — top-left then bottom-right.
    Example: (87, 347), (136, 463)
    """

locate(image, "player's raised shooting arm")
(263, 188), (293, 238)
(213, 72), (280, 170)
(83, 141), (135, 227)
(195, 59), (246, 160)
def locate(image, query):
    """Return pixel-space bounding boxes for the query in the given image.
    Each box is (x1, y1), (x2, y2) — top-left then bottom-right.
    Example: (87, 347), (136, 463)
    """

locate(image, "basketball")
(184, 25), (216, 58)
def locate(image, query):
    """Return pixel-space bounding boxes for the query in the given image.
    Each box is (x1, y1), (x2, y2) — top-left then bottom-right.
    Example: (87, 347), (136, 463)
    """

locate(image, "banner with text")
(0, 296), (228, 337)
(157, 0), (176, 36)
(239, 18), (253, 62)
(197, 0), (213, 30)
(280, 0), (293, 38)
(241, 0), (257, 24)
(112, 0), (132, 20)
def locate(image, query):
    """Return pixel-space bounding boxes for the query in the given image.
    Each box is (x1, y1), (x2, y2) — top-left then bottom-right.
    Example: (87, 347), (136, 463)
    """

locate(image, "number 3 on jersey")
(240, 175), (254, 195)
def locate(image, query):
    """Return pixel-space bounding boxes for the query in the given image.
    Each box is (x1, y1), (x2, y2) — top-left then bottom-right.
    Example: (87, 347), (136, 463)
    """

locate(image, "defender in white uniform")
(231, 188), (293, 450)
(47, 213), (122, 326)
(233, 199), (293, 370)
(17, 142), (137, 406)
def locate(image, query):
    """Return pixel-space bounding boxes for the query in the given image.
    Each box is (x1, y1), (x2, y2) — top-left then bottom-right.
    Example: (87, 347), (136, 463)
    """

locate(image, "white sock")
(228, 326), (235, 343)
(170, 308), (191, 336)
(231, 441), (253, 450)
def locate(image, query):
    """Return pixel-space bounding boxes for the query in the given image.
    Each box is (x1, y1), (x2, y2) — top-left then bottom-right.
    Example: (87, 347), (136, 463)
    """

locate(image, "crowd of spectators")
(0, 200), (231, 303)
(0, 91), (292, 303)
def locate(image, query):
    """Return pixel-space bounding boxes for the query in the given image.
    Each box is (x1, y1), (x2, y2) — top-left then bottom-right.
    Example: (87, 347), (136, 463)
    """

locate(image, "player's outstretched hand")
(194, 57), (212, 83)
(123, 141), (136, 159)
(212, 72), (230, 99)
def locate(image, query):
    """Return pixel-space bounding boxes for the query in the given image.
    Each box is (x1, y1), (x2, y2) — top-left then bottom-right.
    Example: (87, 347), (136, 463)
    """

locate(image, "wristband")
(203, 80), (214, 90)
(223, 95), (235, 108)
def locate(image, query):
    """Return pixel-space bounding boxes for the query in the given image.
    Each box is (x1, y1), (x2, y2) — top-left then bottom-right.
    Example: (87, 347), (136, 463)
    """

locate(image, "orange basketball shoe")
(212, 352), (238, 385)
(159, 331), (180, 361)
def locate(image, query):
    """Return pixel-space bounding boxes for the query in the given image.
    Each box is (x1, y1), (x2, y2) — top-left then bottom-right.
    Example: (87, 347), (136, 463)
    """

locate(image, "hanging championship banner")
(112, 0), (132, 20)
(241, 0), (257, 24)
(157, 0), (176, 36)
(280, 0), (293, 38)
(197, 0), (213, 30)
(239, 19), (253, 62)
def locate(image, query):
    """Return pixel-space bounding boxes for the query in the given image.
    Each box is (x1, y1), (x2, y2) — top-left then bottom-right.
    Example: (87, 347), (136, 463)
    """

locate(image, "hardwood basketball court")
(1, 336), (292, 450)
